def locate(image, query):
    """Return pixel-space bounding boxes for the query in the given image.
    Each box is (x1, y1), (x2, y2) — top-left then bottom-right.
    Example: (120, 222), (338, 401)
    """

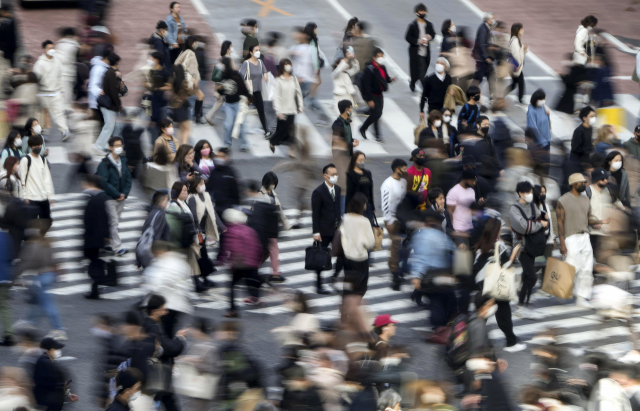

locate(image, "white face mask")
(147, 59), (155, 66)
(435, 64), (445, 73)
(284, 65), (292, 73)
(484, 305), (498, 318)
(46, 49), (56, 57)
(421, 393), (445, 404)
(611, 161), (622, 171)
(450, 25), (457, 34)
(254, 28), (259, 34)
(434, 120), (442, 127)
(198, 185), (206, 194)
(113, 147), (124, 155)
(328, 175), (339, 184)
(376, 57), (386, 65)
(193, 43), (198, 50)
(52, 350), (62, 359)
(33, 125), (42, 135)
(269, 184), (276, 191)
(253, 51), (261, 59)
(537, 100), (545, 107)
(589, 116), (597, 126)
(165, 127), (174, 136)
(523, 193), (534, 203)
(129, 391), (141, 402)
(443, 115), (451, 123)
(14, 138), (22, 147)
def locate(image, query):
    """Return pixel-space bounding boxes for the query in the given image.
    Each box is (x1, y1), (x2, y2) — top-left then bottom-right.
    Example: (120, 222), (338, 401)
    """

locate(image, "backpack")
(445, 314), (470, 370)
(136, 211), (161, 268)
(167, 207), (197, 249)
(512, 203), (547, 257)
(24, 154), (48, 185)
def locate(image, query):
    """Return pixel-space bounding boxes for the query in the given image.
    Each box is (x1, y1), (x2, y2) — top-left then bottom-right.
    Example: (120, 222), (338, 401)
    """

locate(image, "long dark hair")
(349, 150), (366, 172)
(304, 22), (318, 45)
(474, 217), (501, 255)
(603, 150), (624, 172)
(188, 176), (203, 194)
(441, 19), (452, 36)
(174, 144), (193, 172)
(510, 23), (523, 47)
(4, 130), (21, 150)
(345, 17), (359, 36)
(171, 181), (186, 200)
(193, 139), (211, 164)
(533, 185), (547, 212)
(262, 171), (278, 190)
(346, 192), (367, 214)
(172, 64), (186, 93)
(24, 117), (38, 137)
(184, 35), (197, 52)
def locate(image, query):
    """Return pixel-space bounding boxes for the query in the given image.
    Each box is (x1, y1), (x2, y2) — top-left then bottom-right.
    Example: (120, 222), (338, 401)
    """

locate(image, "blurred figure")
(137, 191), (171, 267)
(462, 350), (515, 410)
(280, 365), (324, 411)
(331, 99), (360, 212)
(94, 52), (124, 155)
(332, 46), (360, 107)
(55, 28), (80, 105)
(0, 367), (34, 410)
(555, 54), (591, 115)
(441, 27), (475, 92)
(622, 125), (640, 158)
(302, 22), (328, 122)
(506, 23), (527, 104)
(405, 3), (436, 92)
(218, 56), (251, 151)
(33, 40), (70, 141)
(0, 156), (22, 198)
(88, 50), (111, 120)
(270, 58), (303, 154)
(175, 36), (206, 123)
(471, 12), (496, 98)
(206, 149), (241, 217)
(594, 124), (618, 155)
(346, 152), (375, 224)
(240, 45), (270, 137)
(204, 40), (234, 125)
(419, 57), (451, 116)
(106, 368), (142, 411)
(376, 388), (402, 411)
(153, 119), (181, 163)
(165, 2), (189, 63)
(0, 4), (18, 67)
(82, 174), (111, 300)
(170, 64), (196, 144)
(532, 185), (555, 258)
(381, 159), (408, 290)
(145, 145), (179, 196)
(603, 150), (630, 207)
(33, 338), (79, 411)
(574, 15), (598, 65)
(144, 51), (172, 144)
(347, 21), (376, 75)
(187, 176), (221, 286)
(241, 19), (259, 61)
(150, 21), (172, 73)
(446, 168), (478, 235)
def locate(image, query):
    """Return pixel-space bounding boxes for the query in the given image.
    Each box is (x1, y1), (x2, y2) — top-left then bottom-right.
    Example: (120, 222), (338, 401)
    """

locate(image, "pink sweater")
(217, 223), (263, 269)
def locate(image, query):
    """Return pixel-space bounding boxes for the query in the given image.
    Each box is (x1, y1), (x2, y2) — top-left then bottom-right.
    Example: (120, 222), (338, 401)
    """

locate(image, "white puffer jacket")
(331, 59), (360, 97)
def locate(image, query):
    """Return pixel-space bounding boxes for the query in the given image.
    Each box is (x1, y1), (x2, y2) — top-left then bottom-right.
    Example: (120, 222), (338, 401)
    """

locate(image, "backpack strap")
(512, 203), (533, 236)
(24, 155), (47, 185)
(586, 186), (592, 199)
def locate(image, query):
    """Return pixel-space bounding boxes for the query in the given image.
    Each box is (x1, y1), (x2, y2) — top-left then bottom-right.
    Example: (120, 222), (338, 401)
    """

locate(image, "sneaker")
(47, 330), (68, 341)
(84, 293), (100, 300)
(116, 249), (128, 256)
(317, 285), (332, 295)
(514, 306), (536, 319)
(244, 296), (262, 306)
(268, 275), (286, 284)
(264, 131), (273, 139)
(503, 342), (527, 353)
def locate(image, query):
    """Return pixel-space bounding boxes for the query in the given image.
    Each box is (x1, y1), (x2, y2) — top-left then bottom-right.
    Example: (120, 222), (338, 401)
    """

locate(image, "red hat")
(373, 314), (398, 328)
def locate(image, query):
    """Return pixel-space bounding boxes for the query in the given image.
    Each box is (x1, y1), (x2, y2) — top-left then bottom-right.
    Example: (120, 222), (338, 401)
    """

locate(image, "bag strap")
(373, 214), (379, 228)
(512, 203), (531, 235)
(494, 241), (500, 263)
(25, 155), (32, 184)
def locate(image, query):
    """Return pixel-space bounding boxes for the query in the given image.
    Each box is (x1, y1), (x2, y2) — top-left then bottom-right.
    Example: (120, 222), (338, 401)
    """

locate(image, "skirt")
(171, 100), (191, 123)
(342, 258), (369, 296)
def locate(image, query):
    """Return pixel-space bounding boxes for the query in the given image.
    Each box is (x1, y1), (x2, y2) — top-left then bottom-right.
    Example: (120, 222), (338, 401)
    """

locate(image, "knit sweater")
(273, 75), (303, 115)
(340, 213), (375, 262)
(33, 54), (63, 94)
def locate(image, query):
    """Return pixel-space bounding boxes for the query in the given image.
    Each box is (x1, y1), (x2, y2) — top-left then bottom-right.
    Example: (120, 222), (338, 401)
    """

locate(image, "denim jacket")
(164, 13), (188, 48)
(408, 226), (456, 279)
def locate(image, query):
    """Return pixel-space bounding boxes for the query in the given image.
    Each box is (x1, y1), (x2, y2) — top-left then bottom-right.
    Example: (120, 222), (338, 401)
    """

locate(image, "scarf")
(340, 117), (352, 145)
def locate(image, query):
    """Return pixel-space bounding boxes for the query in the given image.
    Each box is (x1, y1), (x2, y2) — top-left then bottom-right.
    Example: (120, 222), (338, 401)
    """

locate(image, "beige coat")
(174, 49), (201, 83)
(153, 135), (181, 163)
(187, 192), (220, 242)
(331, 59), (360, 98)
(441, 46), (476, 79)
(509, 37), (527, 76)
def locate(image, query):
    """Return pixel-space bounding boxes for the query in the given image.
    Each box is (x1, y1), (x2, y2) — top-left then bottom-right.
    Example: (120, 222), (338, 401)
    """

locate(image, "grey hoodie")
(509, 201), (543, 247)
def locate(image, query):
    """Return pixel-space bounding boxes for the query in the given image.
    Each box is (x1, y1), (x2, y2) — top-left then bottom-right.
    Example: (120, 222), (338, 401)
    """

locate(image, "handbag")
(143, 358), (170, 394)
(97, 93), (113, 110)
(211, 63), (224, 82)
(453, 248), (473, 276)
(372, 215), (384, 251)
(414, 118), (426, 145)
(173, 361), (219, 400)
(332, 226), (344, 258)
(243, 61), (253, 95)
(541, 257), (576, 299)
(482, 243), (517, 301)
(305, 241), (332, 271)
(136, 212), (160, 268)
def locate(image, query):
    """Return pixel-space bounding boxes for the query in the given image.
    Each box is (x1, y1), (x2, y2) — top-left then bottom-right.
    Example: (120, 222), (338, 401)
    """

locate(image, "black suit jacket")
(311, 183), (341, 236)
(405, 19), (436, 59)
(84, 189), (111, 250)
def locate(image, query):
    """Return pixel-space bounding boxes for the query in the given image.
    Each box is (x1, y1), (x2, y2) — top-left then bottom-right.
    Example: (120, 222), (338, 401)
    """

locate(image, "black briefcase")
(103, 259), (118, 287)
(305, 241), (332, 271)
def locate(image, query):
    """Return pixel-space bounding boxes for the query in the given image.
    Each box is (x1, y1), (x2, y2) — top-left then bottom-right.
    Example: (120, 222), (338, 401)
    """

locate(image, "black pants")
(507, 71), (525, 103)
(495, 300), (517, 346)
(230, 268), (260, 311)
(30, 199), (51, 219)
(426, 290), (457, 328)
(197, 242), (215, 278)
(361, 95), (384, 138)
(410, 52), (431, 88)
(253, 91), (268, 133)
(85, 248), (105, 297)
(161, 309), (180, 338)
(318, 235), (343, 286)
(518, 250), (537, 306)
(154, 391), (180, 411)
(473, 60), (494, 86)
(270, 114), (295, 146)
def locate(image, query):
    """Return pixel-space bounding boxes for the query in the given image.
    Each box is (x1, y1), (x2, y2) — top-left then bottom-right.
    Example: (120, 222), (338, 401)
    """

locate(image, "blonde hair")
(595, 124), (614, 146)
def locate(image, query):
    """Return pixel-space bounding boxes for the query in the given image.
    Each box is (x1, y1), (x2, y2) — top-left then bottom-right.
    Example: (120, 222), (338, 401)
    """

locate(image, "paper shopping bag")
(541, 257), (576, 299)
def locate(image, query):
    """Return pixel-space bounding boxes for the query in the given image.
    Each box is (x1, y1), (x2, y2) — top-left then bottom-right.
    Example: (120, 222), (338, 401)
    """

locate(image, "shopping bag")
(453, 248), (473, 276)
(305, 241), (332, 271)
(231, 95), (249, 139)
(414, 118), (426, 145)
(332, 227), (344, 258)
(262, 72), (275, 101)
(482, 243), (517, 301)
(372, 215), (384, 251)
(243, 61), (253, 94)
(173, 361), (219, 400)
(541, 257), (576, 299)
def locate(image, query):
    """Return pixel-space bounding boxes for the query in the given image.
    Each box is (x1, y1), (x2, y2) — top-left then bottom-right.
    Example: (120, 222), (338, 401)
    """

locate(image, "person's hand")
(601, 218), (610, 224)
(69, 394), (79, 402)
(297, 110), (301, 114)
(49, 199), (56, 205)
(478, 197), (486, 205)
(497, 358), (508, 373)
(461, 394), (482, 409)
(426, 35), (432, 41)
(461, 120), (468, 127)
(524, 44), (529, 52)
(176, 328), (189, 337)
(172, 44), (178, 48)
(412, 278), (421, 290)
(368, 100), (375, 108)
(486, 58), (492, 64)
(592, 224), (602, 230)
(419, 38), (427, 46)
(541, 220), (549, 228)
(264, 74), (268, 82)
(186, 172), (194, 181)
(313, 234), (321, 242)
(117, 194), (125, 201)
(419, 112), (425, 120)
(458, 243), (467, 250)
(391, 76), (397, 82)
(560, 242), (567, 256)
(353, 139), (360, 147)
(277, 113), (286, 120)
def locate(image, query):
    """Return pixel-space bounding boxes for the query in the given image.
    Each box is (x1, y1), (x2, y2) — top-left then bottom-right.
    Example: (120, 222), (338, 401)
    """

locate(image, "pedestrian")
(381, 159), (408, 290)
(594, 124), (617, 155)
(0, 156), (22, 198)
(428, 187), (453, 233)
(405, 3), (435, 92)
(280, 365), (324, 411)
(82, 174), (111, 300)
(239, 45), (271, 138)
(32, 40), (70, 142)
(471, 12), (496, 97)
(346, 151), (375, 224)
(470, 115), (500, 169)
(557, 173), (603, 307)
(622, 125), (640, 158)
(145, 51), (172, 144)
(154, 120), (181, 164)
(331, 99), (360, 213)
(604, 150), (631, 207)
(106, 369), (143, 411)
(419, 57), (451, 116)
(269, 58), (303, 154)
(312, 164), (343, 294)
(506, 23), (527, 104)
(0, 4), (18, 67)
(143, 241), (195, 337)
(532, 184), (555, 258)
(574, 15), (598, 65)
(1, 130), (23, 169)
(54, 28), (79, 106)
(406, 148), (432, 210)
(94, 52), (124, 155)
(141, 191), (172, 244)
(204, 41), (234, 126)
(174, 144), (202, 182)
(457, 85), (481, 133)
(446, 168), (478, 234)
(241, 19), (259, 60)
(217, 56), (250, 151)
(218, 208), (264, 317)
(587, 168), (624, 261)
(88, 50), (111, 119)
(509, 181), (548, 318)
(33, 338), (79, 411)
(441, 108), (458, 157)
(570, 106), (596, 163)
(22, 117), (48, 157)
(301, 22), (328, 122)
(187, 176), (221, 287)
(165, 1), (188, 63)
(0, 366), (35, 409)
(359, 47), (394, 143)
(206, 149), (241, 217)
(20, 134), (54, 230)
(175, 36), (206, 124)
(331, 46), (360, 107)
(418, 110), (444, 146)
(150, 21), (172, 72)
(96, 136), (132, 256)
(192, 139), (214, 177)
(526, 89), (551, 149)
(169, 64), (196, 144)
(440, 19), (458, 54)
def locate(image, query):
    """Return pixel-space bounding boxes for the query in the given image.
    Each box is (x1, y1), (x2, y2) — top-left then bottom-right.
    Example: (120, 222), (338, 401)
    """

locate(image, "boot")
(195, 100), (206, 124)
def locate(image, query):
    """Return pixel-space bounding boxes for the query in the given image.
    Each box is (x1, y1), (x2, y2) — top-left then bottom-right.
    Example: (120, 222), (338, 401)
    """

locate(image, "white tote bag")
(172, 361), (219, 400)
(482, 243), (517, 302)
(263, 72), (275, 101)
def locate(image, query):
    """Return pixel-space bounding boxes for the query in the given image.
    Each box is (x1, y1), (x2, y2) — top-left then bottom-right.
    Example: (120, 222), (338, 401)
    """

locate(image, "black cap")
(462, 168), (477, 180)
(591, 167), (608, 182)
(156, 21), (168, 30)
(410, 148), (424, 161)
(40, 337), (65, 350)
(635, 125), (640, 133)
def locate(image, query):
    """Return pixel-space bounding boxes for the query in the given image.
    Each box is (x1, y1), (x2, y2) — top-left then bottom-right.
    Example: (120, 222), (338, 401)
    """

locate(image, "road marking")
(251, 0), (292, 17)
(380, 99), (418, 150)
(189, 0), (210, 15)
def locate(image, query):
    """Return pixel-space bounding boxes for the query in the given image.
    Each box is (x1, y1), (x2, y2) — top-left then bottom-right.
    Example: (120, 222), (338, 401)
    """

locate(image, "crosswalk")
(15, 195), (640, 356)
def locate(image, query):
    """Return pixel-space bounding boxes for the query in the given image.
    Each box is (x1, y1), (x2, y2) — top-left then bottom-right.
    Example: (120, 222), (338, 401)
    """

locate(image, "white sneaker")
(576, 297), (593, 308)
(514, 306), (533, 319)
(47, 329), (68, 341)
(503, 343), (527, 353)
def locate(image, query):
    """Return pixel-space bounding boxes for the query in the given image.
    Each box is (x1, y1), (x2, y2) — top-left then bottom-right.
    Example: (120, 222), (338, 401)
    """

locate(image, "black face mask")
(539, 194), (546, 202)
(416, 157), (427, 166)
(635, 133), (640, 142)
(32, 147), (42, 155)
(480, 127), (490, 135)
(417, 13), (426, 19)
(473, 95), (481, 102)
(577, 184), (586, 193)
(598, 181), (608, 188)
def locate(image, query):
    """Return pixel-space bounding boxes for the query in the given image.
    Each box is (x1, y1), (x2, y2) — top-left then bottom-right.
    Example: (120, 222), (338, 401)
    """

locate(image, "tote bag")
(173, 361), (219, 400)
(482, 243), (517, 301)
(541, 257), (576, 299)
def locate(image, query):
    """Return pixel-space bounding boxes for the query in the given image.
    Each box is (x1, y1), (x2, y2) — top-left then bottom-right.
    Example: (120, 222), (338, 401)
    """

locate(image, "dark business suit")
(311, 182), (343, 288)
(405, 19), (436, 89)
(83, 188), (111, 298)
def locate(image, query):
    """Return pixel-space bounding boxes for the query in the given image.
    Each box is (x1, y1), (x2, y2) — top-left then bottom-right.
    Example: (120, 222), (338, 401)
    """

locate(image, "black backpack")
(446, 314), (470, 370)
(513, 203), (547, 257)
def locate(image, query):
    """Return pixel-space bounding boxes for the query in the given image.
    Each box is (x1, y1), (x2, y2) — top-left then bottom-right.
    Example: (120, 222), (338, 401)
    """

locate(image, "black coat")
(361, 62), (391, 102)
(84, 189), (111, 250)
(140, 207), (171, 242)
(281, 386), (324, 411)
(106, 397), (131, 411)
(405, 19), (436, 62)
(472, 23), (492, 61)
(419, 72), (452, 113)
(206, 164), (241, 216)
(33, 353), (67, 410)
(346, 169), (375, 211)
(311, 183), (342, 236)
(149, 32), (172, 72)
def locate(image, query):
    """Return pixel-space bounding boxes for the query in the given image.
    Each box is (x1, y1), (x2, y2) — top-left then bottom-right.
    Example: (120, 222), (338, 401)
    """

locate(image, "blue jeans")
(223, 102), (248, 149)
(95, 107), (117, 151)
(27, 272), (63, 330)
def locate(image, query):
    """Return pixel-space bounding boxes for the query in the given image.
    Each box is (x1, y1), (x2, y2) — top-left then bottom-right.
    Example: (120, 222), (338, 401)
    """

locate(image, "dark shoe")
(116, 249), (128, 256)
(291, 224), (302, 230)
(1, 335), (15, 346)
(374, 137), (384, 144)
(391, 280), (401, 291)
(85, 293), (101, 300)
(268, 275), (286, 284)
(103, 246), (114, 253)
(317, 285), (332, 295)
(359, 127), (368, 140)
(202, 278), (216, 288)
(224, 310), (239, 318)
(410, 83), (416, 92)
(411, 289), (423, 306)
(269, 144), (275, 153)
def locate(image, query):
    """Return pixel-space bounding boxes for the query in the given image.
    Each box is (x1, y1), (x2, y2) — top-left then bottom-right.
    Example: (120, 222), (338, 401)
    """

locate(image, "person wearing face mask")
(241, 19), (260, 61)
(510, 181), (548, 319)
(557, 173), (604, 307)
(603, 150), (630, 207)
(506, 23), (528, 104)
(331, 100), (360, 213)
(175, 36), (206, 124)
(532, 185), (556, 258)
(574, 15), (598, 66)
(381, 159), (408, 290)
(570, 106), (596, 163)
(346, 151), (375, 224)
(457, 85), (481, 133)
(206, 149), (241, 217)
(359, 48), (395, 143)
(187, 177), (221, 287)
(471, 12), (497, 97)
(193, 139), (214, 177)
(32, 40), (70, 141)
(311, 164), (344, 294)
(96, 137), (132, 256)
(269, 58), (303, 154)
(440, 19), (458, 54)
(419, 57), (452, 117)
(439, 109), (458, 157)
(405, 3), (436, 92)
(406, 148), (432, 210)
(239, 45), (271, 138)
(150, 20), (172, 72)
(623, 125), (640, 158)
(153, 119), (181, 163)
(165, 2), (189, 64)
(33, 338), (79, 411)
(1, 130), (23, 166)
(419, 110), (445, 146)
(204, 40), (235, 126)
(94, 52), (124, 155)
(106, 369), (143, 411)
(332, 47), (360, 107)
(586, 168), (622, 263)
(526, 89), (551, 149)
(20, 134), (54, 228)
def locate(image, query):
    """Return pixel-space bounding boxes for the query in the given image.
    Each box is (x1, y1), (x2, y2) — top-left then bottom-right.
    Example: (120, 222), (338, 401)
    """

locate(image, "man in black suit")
(312, 164), (343, 294)
(82, 174), (111, 300)
(405, 3), (436, 92)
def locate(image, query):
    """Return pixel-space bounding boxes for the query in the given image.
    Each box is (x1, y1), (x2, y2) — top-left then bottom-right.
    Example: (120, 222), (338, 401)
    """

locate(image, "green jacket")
(242, 34), (259, 60)
(624, 138), (640, 159)
(96, 155), (132, 200)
